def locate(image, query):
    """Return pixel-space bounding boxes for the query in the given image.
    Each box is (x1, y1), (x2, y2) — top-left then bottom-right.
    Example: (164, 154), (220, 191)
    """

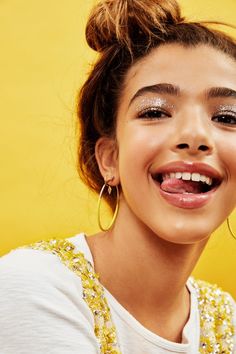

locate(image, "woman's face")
(114, 43), (236, 244)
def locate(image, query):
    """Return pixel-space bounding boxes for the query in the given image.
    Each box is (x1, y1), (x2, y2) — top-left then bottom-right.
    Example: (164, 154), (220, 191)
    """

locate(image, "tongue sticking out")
(160, 178), (203, 194)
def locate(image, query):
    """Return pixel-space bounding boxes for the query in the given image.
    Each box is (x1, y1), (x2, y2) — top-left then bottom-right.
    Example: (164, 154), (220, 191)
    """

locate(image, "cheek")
(117, 123), (172, 168)
(116, 123), (172, 205)
(217, 136), (236, 181)
(215, 134), (236, 212)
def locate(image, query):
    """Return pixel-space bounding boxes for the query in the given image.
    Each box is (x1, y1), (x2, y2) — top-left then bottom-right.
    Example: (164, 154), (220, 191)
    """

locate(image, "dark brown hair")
(77, 0), (236, 210)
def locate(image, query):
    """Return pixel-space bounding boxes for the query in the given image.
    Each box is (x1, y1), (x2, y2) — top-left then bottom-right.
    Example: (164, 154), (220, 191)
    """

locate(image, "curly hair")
(77, 0), (236, 210)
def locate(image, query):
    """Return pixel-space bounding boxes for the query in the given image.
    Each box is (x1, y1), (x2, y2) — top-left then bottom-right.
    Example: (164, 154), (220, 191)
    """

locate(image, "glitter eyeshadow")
(217, 104), (236, 112)
(135, 97), (174, 113)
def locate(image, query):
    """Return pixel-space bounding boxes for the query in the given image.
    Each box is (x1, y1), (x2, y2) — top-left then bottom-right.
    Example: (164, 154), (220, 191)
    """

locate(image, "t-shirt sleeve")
(0, 248), (99, 354)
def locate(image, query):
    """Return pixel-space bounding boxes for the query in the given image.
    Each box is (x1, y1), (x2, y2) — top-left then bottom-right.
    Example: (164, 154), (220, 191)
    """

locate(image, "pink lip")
(151, 161), (222, 209)
(158, 186), (218, 209)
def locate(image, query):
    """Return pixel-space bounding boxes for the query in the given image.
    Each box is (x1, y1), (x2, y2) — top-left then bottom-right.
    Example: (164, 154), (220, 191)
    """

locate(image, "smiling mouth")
(152, 172), (222, 194)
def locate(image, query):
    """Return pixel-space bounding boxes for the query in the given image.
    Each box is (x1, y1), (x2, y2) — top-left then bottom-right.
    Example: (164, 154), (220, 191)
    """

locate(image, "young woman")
(1, 0), (236, 353)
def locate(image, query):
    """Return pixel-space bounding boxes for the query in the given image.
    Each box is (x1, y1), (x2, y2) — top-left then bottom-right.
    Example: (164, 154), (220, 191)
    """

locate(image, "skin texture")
(87, 44), (236, 342)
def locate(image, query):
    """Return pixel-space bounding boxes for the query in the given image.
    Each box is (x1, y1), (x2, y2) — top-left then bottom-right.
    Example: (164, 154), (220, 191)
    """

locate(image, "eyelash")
(137, 108), (171, 120)
(137, 107), (236, 126)
(212, 111), (236, 126)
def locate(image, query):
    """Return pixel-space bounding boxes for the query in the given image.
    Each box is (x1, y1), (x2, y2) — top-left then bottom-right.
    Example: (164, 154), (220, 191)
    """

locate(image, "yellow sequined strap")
(18, 238), (121, 354)
(18, 238), (235, 354)
(189, 277), (235, 353)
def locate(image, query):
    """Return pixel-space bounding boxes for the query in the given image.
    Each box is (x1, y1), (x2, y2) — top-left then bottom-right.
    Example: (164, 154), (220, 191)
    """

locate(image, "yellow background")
(1, 0), (236, 296)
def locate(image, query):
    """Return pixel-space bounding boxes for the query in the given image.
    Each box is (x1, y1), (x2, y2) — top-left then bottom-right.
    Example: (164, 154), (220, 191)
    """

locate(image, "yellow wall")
(1, 0), (236, 296)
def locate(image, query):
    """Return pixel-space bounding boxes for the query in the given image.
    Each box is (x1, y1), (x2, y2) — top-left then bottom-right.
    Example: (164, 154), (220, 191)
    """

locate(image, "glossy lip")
(158, 185), (218, 209)
(151, 161), (223, 209)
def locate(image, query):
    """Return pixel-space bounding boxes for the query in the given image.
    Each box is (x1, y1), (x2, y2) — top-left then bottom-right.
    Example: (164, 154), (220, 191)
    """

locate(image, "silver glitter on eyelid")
(135, 98), (174, 112)
(217, 104), (236, 111)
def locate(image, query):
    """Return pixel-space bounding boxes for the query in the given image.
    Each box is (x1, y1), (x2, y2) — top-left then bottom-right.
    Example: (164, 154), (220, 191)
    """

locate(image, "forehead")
(121, 43), (236, 102)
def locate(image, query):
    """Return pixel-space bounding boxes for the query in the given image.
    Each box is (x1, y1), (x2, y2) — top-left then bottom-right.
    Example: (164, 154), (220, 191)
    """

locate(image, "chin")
(150, 222), (214, 245)
(164, 233), (210, 245)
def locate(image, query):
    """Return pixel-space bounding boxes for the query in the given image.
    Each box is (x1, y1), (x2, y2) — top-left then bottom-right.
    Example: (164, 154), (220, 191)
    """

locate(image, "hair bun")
(86, 0), (184, 52)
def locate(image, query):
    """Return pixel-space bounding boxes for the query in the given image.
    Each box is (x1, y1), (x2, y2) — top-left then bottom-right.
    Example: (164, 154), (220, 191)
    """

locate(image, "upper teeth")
(163, 172), (213, 186)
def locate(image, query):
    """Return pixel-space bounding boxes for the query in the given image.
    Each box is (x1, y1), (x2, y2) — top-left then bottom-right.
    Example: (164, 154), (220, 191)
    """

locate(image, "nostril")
(177, 143), (189, 149)
(198, 145), (209, 151)
(176, 143), (210, 151)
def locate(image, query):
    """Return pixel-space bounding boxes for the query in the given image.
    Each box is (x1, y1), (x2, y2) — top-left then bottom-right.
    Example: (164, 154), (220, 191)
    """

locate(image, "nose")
(172, 108), (214, 156)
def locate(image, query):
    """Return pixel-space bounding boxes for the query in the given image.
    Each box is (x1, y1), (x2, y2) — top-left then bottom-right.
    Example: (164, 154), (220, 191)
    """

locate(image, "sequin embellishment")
(189, 278), (235, 353)
(19, 238), (121, 354)
(19, 238), (235, 354)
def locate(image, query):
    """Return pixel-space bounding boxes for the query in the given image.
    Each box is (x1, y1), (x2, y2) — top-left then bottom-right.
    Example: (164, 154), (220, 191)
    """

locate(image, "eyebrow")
(129, 83), (180, 107)
(129, 83), (236, 107)
(206, 87), (236, 99)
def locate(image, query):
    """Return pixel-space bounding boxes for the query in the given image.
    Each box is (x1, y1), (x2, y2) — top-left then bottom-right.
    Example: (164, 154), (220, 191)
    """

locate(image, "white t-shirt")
(0, 233), (235, 354)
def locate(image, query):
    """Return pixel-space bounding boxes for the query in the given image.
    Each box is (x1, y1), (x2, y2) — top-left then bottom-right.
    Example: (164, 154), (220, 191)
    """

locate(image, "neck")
(87, 201), (209, 342)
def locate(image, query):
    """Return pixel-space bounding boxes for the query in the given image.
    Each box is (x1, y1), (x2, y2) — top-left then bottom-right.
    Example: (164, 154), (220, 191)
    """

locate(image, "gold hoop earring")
(97, 180), (119, 232)
(227, 217), (236, 240)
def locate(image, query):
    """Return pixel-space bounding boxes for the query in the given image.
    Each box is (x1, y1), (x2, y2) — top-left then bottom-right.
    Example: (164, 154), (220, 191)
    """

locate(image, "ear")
(95, 137), (119, 186)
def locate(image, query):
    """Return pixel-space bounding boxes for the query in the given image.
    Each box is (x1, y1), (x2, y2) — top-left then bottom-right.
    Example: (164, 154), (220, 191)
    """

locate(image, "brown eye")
(138, 108), (171, 120)
(212, 113), (236, 126)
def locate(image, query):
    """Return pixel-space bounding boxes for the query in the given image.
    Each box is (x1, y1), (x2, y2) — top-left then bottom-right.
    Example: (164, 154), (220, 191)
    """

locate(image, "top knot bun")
(86, 0), (184, 52)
